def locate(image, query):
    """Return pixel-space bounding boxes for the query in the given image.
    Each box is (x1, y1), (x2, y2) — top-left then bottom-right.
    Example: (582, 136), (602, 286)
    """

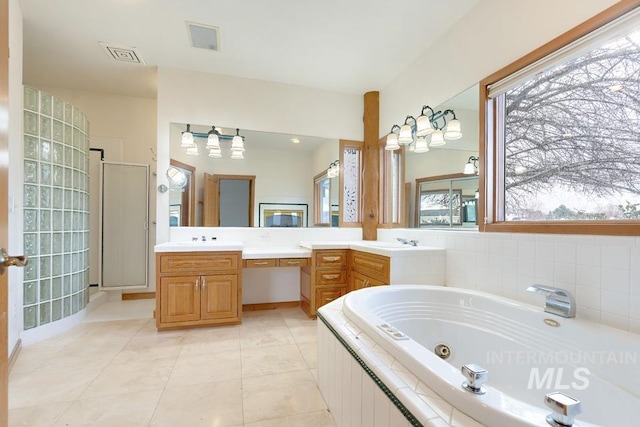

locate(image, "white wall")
(380, 0), (619, 133)
(156, 67), (363, 243)
(7, 0), (23, 355)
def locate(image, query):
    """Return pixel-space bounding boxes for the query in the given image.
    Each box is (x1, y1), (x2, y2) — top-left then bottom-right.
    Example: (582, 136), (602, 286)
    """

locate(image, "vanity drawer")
(244, 258), (277, 268)
(278, 258), (310, 267)
(315, 250), (348, 268)
(160, 253), (239, 274)
(350, 250), (390, 282)
(316, 269), (348, 285)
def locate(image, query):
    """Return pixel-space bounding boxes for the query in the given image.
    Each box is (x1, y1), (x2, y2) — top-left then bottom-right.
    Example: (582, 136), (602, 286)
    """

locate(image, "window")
(482, 2), (640, 235)
(379, 141), (405, 227)
(313, 172), (331, 226)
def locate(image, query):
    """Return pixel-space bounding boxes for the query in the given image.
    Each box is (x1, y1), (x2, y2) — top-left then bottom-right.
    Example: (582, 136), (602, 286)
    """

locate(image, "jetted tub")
(338, 285), (640, 427)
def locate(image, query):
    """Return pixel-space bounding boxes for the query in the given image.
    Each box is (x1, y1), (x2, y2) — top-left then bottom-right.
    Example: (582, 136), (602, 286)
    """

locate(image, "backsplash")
(23, 86), (91, 329)
(378, 229), (640, 334)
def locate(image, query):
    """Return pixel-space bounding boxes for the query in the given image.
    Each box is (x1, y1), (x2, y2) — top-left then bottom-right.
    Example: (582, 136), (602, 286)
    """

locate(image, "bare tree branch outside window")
(504, 30), (640, 220)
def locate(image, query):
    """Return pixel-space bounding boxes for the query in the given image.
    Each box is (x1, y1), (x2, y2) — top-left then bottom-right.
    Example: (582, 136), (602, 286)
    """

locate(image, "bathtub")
(318, 285), (640, 427)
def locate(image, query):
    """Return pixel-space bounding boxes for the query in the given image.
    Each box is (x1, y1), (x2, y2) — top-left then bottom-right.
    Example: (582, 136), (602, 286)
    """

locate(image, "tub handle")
(544, 392), (582, 427)
(461, 364), (487, 395)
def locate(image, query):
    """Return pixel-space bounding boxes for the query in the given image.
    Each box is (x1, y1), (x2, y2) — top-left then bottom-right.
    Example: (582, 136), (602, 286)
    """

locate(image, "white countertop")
(242, 247), (312, 259)
(154, 241), (244, 252)
(155, 240), (444, 258)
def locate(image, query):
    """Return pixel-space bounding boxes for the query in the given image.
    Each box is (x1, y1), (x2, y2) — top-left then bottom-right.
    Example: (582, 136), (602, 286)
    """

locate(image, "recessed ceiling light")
(609, 84), (623, 92)
(291, 138), (301, 144)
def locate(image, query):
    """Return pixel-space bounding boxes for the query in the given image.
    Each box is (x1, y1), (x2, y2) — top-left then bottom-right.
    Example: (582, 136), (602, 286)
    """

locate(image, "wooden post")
(362, 91), (380, 241)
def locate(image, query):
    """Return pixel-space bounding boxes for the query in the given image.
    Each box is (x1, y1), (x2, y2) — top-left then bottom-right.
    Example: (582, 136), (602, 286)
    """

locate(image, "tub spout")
(461, 364), (487, 395)
(526, 284), (576, 318)
(545, 392), (582, 427)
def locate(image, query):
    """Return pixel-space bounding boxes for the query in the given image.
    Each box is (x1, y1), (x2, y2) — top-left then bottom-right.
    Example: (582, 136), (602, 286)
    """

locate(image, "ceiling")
(20, 0), (479, 99)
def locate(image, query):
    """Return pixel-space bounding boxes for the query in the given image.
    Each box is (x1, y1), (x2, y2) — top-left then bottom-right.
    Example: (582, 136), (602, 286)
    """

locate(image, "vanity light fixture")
(180, 124), (245, 159)
(463, 156), (479, 175)
(385, 106), (462, 151)
(327, 160), (340, 178)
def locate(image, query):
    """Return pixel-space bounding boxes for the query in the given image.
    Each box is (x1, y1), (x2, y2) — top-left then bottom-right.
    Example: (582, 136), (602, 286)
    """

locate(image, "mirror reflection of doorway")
(169, 159), (195, 226)
(203, 174), (255, 227)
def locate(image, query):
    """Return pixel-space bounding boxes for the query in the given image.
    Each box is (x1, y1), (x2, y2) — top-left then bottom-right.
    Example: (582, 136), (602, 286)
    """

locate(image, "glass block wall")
(23, 86), (90, 330)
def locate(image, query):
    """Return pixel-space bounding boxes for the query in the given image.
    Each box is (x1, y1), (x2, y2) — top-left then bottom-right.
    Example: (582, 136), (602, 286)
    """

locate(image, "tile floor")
(9, 299), (337, 426)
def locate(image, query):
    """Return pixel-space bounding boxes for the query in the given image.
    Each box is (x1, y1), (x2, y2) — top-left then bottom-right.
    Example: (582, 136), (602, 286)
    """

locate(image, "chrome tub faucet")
(526, 284), (576, 318)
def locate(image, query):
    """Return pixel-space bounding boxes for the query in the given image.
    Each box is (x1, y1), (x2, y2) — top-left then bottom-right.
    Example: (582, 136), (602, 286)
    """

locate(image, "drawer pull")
(324, 274), (340, 280)
(253, 261), (270, 265)
(195, 279), (199, 291)
(287, 260), (301, 265)
(322, 256), (341, 262)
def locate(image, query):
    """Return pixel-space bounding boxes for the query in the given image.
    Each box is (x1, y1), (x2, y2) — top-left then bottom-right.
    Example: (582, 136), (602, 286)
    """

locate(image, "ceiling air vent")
(186, 21), (219, 51)
(99, 42), (145, 64)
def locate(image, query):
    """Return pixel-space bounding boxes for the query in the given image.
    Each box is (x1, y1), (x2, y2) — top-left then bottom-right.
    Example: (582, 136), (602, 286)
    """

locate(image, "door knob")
(0, 248), (28, 275)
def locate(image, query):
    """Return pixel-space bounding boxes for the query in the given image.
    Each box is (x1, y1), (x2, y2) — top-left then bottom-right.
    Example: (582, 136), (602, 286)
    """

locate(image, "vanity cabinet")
(349, 250), (390, 291)
(301, 249), (348, 317)
(156, 251), (242, 330)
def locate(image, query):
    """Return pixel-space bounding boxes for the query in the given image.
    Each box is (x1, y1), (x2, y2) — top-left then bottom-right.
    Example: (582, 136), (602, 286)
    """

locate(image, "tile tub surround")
(9, 302), (336, 426)
(378, 229), (640, 335)
(317, 296), (482, 427)
(23, 86), (91, 330)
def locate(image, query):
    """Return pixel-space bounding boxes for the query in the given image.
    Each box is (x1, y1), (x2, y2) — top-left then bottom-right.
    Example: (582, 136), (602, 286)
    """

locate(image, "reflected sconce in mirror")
(327, 160), (340, 178)
(463, 156), (479, 175)
(158, 165), (189, 193)
(180, 124), (245, 159)
(385, 106), (462, 152)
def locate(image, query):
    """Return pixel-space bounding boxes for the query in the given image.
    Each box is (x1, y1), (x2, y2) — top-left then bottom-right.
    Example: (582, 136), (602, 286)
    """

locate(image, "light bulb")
(415, 115), (434, 136)
(206, 133), (220, 149)
(231, 135), (244, 152)
(181, 131), (194, 148)
(429, 130), (445, 147)
(385, 132), (400, 150)
(444, 119), (462, 140)
(185, 145), (199, 156)
(463, 162), (476, 175)
(231, 150), (244, 160)
(398, 123), (413, 145)
(208, 147), (222, 158)
(413, 137), (429, 153)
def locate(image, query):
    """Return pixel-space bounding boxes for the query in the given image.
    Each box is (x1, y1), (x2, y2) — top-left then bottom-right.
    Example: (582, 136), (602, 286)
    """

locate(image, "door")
(100, 162), (149, 289)
(1, 0), (9, 421)
(201, 274), (238, 320)
(203, 174), (255, 227)
(159, 276), (200, 323)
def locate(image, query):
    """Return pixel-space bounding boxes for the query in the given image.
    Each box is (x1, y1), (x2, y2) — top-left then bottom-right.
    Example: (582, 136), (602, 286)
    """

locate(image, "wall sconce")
(181, 124), (245, 159)
(385, 106), (462, 152)
(463, 156), (479, 175)
(327, 160), (340, 178)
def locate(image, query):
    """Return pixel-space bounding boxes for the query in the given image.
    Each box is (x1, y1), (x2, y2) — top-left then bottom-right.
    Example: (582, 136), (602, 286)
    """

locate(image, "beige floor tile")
(240, 325), (297, 350)
(243, 409), (337, 427)
(110, 334), (185, 364)
(298, 341), (318, 369)
(168, 349), (242, 387)
(9, 401), (72, 427)
(52, 389), (162, 427)
(79, 357), (174, 399)
(180, 327), (241, 356)
(149, 379), (243, 427)
(289, 324), (317, 344)
(9, 364), (104, 409)
(134, 319), (190, 339)
(242, 370), (327, 424)
(241, 310), (288, 328)
(241, 343), (307, 377)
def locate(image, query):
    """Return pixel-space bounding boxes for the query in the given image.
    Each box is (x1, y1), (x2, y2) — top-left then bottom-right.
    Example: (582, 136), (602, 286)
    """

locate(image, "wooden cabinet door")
(160, 276), (200, 323)
(351, 271), (387, 291)
(315, 286), (346, 309)
(201, 274), (238, 320)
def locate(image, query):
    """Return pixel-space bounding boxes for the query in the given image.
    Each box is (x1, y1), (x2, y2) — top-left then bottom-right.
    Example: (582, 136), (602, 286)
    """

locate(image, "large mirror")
(405, 85), (480, 228)
(169, 123), (339, 227)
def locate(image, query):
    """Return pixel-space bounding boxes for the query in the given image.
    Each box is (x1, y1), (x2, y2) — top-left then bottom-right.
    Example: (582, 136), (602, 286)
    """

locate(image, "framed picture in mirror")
(259, 203), (308, 227)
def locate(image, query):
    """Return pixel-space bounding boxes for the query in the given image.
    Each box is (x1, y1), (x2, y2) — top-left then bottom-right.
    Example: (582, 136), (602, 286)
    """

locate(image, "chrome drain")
(434, 343), (451, 360)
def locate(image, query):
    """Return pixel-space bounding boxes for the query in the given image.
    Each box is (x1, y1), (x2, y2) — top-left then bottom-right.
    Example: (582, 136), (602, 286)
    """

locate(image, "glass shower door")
(100, 162), (149, 289)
